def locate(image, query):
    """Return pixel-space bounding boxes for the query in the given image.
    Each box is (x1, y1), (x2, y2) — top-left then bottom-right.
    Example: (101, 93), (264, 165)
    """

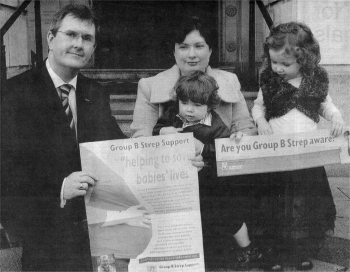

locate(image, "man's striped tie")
(59, 84), (74, 130)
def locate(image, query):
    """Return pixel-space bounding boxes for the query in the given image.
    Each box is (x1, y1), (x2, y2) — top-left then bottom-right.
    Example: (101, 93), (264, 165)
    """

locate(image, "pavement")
(0, 176), (349, 271)
(319, 177), (350, 271)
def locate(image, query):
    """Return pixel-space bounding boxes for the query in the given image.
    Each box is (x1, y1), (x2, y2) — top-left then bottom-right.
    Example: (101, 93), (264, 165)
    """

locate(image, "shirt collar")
(177, 112), (212, 128)
(46, 59), (77, 89)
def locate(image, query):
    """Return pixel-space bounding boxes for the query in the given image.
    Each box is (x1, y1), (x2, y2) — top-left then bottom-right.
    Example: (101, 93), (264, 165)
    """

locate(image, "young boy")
(153, 70), (229, 162)
(153, 71), (263, 270)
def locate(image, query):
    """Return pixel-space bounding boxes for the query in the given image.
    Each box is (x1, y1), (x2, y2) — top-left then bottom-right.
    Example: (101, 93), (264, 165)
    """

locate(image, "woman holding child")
(131, 15), (264, 270)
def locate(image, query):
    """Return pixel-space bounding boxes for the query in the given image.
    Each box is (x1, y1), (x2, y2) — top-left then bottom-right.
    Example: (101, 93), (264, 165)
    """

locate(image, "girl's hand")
(330, 114), (344, 137)
(160, 126), (183, 135)
(256, 117), (273, 135)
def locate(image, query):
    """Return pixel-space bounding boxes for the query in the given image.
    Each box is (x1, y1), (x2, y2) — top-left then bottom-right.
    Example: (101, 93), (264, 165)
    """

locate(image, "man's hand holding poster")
(216, 129), (350, 176)
(80, 133), (205, 272)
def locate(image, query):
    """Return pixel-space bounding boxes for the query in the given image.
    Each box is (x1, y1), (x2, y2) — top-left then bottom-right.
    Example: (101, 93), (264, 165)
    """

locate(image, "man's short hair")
(49, 4), (99, 42)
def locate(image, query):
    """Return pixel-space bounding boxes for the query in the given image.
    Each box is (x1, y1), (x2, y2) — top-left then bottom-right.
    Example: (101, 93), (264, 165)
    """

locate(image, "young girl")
(154, 71), (263, 270)
(252, 22), (344, 271)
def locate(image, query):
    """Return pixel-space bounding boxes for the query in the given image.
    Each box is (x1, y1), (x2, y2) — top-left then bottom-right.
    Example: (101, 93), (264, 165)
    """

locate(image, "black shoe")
(292, 241), (314, 271)
(296, 258), (313, 271)
(232, 242), (262, 271)
(259, 245), (283, 272)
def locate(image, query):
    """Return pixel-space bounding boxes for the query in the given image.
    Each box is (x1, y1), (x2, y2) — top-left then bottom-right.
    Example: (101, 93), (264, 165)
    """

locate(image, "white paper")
(80, 133), (205, 272)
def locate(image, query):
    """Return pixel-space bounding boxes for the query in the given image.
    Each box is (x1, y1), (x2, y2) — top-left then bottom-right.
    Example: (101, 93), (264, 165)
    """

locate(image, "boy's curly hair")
(261, 22), (321, 77)
(173, 71), (221, 109)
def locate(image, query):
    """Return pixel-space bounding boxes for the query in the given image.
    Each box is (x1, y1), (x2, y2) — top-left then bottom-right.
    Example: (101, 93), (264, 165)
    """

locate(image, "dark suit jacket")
(1, 63), (126, 271)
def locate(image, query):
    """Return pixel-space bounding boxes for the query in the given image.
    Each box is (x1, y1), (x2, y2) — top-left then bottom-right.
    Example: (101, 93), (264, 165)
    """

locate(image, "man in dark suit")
(1, 4), (126, 271)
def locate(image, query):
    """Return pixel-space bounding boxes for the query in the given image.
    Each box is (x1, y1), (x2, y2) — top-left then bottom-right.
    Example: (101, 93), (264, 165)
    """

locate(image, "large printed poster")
(215, 129), (350, 176)
(80, 133), (205, 272)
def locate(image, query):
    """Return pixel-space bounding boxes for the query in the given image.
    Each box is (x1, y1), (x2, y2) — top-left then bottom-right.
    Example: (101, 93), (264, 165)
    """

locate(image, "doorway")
(93, 1), (219, 69)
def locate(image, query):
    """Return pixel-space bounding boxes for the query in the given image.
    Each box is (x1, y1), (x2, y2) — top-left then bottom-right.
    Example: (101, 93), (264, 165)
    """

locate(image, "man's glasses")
(57, 30), (95, 44)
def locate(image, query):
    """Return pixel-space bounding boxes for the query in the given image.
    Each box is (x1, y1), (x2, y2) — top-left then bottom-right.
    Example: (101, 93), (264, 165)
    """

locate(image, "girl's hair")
(174, 71), (220, 109)
(169, 16), (215, 50)
(262, 22), (321, 77)
(49, 4), (100, 43)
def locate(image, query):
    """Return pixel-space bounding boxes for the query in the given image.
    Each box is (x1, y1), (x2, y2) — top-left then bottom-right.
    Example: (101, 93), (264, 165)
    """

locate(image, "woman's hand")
(188, 154), (204, 172)
(193, 138), (204, 156)
(256, 117), (273, 135)
(160, 126), (183, 135)
(187, 138), (205, 171)
(330, 114), (344, 137)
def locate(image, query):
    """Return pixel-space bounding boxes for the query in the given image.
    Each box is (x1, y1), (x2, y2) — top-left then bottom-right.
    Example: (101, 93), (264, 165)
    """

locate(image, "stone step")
(109, 94), (135, 137)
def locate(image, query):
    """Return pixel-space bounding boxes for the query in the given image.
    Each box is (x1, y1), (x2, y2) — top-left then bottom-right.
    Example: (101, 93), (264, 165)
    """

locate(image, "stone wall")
(263, 0), (350, 65)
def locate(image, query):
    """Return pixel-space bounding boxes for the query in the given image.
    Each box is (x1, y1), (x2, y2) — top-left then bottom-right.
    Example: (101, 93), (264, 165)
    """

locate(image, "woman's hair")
(262, 22), (321, 77)
(49, 4), (100, 43)
(169, 15), (215, 49)
(174, 71), (220, 109)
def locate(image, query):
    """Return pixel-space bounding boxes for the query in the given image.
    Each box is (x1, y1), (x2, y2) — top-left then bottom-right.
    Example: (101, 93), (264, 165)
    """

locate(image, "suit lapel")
(75, 74), (95, 143)
(38, 65), (78, 154)
(36, 65), (68, 125)
(76, 74), (93, 112)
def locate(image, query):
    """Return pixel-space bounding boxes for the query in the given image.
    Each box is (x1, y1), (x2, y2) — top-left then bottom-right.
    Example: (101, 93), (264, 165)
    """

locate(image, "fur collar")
(260, 66), (329, 122)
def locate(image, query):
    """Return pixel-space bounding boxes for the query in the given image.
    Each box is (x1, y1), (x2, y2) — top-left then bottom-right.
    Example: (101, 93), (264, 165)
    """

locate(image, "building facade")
(1, 0), (349, 146)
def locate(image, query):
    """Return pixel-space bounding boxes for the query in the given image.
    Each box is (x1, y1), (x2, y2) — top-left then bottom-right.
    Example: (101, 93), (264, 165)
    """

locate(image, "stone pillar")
(218, 0), (241, 67)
